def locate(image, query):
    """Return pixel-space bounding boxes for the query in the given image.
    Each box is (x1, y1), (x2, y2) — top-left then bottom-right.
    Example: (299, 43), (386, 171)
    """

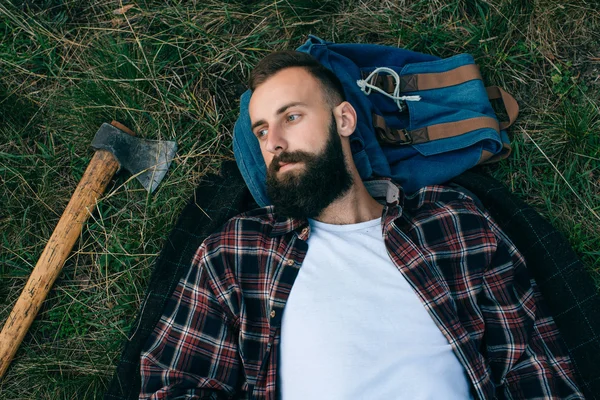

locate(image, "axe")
(0, 121), (177, 377)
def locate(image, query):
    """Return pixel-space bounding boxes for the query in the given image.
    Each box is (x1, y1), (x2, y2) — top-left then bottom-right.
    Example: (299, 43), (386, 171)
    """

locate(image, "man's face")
(248, 67), (353, 218)
(249, 67), (333, 171)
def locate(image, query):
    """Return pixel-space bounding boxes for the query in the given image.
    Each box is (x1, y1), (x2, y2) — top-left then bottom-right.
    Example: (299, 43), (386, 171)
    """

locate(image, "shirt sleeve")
(139, 242), (241, 399)
(479, 211), (584, 399)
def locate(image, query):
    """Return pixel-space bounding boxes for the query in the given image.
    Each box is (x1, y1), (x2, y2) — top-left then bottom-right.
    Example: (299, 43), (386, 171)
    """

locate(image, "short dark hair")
(249, 51), (346, 107)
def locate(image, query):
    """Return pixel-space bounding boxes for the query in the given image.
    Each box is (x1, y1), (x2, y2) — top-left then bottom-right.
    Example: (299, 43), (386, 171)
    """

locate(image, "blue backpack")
(233, 35), (519, 207)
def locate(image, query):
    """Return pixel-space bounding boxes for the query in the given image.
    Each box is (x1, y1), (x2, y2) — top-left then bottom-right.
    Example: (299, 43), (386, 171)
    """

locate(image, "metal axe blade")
(91, 123), (178, 193)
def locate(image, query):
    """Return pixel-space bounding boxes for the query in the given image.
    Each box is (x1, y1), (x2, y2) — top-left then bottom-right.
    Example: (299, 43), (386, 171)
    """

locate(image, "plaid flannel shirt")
(139, 179), (583, 399)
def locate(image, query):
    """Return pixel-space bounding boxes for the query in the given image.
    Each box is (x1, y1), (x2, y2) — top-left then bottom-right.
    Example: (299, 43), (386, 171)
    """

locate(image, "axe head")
(91, 123), (177, 193)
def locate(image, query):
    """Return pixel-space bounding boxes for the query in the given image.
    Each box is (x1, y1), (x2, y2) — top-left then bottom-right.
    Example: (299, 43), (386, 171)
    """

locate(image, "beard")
(265, 115), (354, 219)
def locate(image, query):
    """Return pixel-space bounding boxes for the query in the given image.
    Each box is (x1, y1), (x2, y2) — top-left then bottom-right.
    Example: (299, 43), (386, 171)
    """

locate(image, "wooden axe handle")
(0, 121), (134, 377)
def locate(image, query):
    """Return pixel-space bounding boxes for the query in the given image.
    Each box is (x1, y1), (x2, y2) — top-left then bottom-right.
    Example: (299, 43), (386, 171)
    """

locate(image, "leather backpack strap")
(362, 64), (482, 93)
(478, 142), (512, 165)
(486, 86), (519, 130)
(362, 66), (519, 131)
(372, 114), (500, 145)
(372, 114), (413, 144)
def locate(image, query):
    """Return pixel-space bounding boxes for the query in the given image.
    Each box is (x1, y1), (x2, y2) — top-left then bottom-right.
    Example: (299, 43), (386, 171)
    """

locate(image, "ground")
(0, 0), (598, 398)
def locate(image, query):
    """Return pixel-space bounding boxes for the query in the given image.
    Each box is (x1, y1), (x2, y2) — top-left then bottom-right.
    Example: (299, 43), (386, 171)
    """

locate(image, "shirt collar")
(269, 209), (309, 237)
(269, 178), (405, 237)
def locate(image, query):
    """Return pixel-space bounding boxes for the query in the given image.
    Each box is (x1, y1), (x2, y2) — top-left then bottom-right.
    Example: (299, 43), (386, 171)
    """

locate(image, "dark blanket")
(105, 161), (600, 399)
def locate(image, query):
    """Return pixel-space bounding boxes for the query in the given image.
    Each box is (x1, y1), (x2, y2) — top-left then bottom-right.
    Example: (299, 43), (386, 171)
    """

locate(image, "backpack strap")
(486, 86), (519, 130)
(362, 64), (482, 92)
(372, 113), (512, 164)
(479, 141), (512, 164)
(372, 114), (500, 145)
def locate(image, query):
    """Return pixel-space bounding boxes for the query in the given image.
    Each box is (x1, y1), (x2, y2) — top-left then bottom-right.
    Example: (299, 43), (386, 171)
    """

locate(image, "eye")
(256, 128), (267, 139)
(287, 114), (300, 122)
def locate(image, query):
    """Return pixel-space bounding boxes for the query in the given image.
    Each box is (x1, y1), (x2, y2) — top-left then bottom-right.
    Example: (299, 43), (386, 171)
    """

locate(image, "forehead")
(248, 67), (326, 118)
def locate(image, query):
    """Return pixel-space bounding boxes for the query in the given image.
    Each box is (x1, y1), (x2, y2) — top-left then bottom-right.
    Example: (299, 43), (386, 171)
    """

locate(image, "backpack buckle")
(375, 126), (412, 145)
(372, 114), (412, 145)
(398, 129), (412, 144)
(391, 129), (412, 145)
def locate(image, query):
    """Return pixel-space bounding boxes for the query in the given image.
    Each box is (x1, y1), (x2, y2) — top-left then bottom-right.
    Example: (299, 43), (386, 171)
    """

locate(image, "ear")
(333, 101), (357, 138)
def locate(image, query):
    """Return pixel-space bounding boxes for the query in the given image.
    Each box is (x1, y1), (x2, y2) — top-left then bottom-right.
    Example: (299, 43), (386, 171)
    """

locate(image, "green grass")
(0, 0), (599, 398)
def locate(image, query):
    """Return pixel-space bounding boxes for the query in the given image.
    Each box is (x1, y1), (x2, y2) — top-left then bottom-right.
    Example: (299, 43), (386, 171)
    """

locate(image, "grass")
(0, 0), (599, 398)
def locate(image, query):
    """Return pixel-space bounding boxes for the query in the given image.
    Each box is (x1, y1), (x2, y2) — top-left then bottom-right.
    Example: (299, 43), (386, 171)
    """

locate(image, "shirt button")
(286, 259), (294, 266)
(270, 310), (276, 318)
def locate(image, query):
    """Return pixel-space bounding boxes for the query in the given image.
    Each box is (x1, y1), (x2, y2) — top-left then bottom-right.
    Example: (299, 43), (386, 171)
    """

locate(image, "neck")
(312, 170), (383, 225)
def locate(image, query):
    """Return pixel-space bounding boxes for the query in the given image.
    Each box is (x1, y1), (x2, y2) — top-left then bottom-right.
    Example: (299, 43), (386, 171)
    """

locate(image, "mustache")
(270, 151), (314, 171)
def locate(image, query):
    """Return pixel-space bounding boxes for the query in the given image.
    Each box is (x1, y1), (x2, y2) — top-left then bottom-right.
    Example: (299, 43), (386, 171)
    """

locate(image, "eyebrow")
(250, 101), (308, 131)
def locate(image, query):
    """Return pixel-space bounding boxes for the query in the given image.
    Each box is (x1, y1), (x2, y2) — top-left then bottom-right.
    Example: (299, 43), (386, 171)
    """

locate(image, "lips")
(278, 161), (298, 172)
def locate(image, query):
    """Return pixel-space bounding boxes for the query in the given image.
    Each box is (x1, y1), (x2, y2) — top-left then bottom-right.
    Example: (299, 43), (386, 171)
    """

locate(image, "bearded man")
(139, 51), (583, 399)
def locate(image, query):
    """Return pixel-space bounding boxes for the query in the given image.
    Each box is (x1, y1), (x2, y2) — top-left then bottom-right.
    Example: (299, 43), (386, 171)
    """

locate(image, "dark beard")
(266, 116), (354, 219)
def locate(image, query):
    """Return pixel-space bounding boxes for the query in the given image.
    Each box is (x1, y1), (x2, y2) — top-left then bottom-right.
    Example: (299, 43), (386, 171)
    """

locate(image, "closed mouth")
(278, 161), (299, 171)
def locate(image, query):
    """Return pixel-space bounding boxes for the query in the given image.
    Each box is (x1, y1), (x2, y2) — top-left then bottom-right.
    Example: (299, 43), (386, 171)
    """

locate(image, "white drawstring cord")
(356, 67), (421, 112)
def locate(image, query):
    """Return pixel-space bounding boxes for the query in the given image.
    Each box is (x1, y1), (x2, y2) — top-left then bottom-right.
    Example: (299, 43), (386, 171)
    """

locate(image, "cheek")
(290, 123), (325, 150)
(304, 132), (328, 154)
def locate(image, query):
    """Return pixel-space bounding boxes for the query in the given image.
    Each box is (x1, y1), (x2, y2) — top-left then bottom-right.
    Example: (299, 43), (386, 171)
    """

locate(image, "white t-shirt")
(279, 217), (473, 400)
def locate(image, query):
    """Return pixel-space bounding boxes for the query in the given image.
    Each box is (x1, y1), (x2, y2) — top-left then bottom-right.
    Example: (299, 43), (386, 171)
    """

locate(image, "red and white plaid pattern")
(140, 180), (582, 399)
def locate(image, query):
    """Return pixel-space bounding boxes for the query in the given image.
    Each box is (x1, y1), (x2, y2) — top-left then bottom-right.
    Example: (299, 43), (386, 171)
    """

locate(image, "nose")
(265, 123), (288, 154)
